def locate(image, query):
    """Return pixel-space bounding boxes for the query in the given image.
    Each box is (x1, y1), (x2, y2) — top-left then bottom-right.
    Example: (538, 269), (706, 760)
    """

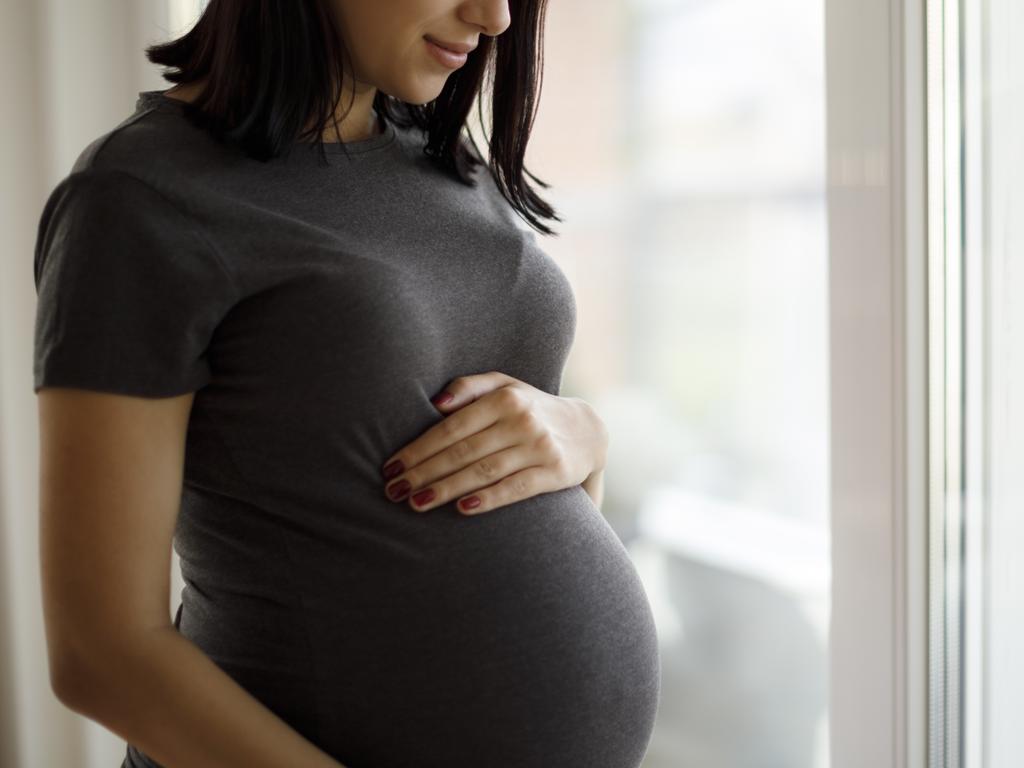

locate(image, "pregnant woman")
(33, 1), (661, 766)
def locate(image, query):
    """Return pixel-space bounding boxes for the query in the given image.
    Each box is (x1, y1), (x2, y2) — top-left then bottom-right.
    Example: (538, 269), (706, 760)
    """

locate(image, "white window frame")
(825, 0), (929, 765)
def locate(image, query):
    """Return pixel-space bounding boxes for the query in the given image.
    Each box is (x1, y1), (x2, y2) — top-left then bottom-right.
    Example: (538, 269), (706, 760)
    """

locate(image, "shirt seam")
(69, 164), (242, 305)
(73, 101), (164, 170)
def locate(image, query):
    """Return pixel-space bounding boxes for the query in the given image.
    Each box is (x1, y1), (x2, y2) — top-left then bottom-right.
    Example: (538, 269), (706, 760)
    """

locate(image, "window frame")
(825, 0), (929, 765)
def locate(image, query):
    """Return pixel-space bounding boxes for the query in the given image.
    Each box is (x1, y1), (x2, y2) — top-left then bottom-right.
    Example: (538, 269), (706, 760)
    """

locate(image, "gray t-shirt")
(33, 89), (660, 768)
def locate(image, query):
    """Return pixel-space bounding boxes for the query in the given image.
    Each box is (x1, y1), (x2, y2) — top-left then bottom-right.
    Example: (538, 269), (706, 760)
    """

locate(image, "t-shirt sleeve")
(32, 167), (238, 398)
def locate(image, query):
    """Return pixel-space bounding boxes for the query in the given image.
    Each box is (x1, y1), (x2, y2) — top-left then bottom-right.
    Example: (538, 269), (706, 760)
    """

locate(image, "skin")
(383, 373), (609, 516)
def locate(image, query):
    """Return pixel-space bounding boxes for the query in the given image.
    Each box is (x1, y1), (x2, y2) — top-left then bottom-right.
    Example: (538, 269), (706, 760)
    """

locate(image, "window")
(932, 0), (1024, 764)
(532, 1), (830, 764)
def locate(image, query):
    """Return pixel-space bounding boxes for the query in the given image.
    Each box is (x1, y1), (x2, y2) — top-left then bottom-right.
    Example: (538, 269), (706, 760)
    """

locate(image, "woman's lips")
(424, 37), (469, 69)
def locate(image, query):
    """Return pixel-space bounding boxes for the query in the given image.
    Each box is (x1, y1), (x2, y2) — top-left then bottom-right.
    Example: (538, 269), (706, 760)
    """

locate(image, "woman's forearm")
(56, 626), (346, 768)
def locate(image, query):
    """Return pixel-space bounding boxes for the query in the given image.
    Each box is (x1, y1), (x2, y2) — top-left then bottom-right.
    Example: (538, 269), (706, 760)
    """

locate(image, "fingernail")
(430, 391), (454, 407)
(382, 460), (404, 480)
(459, 496), (481, 511)
(387, 479), (411, 501)
(411, 488), (435, 507)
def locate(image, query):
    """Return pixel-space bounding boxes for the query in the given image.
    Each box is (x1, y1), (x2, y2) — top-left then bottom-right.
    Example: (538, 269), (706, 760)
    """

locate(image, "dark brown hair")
(144, 0), (561, 236)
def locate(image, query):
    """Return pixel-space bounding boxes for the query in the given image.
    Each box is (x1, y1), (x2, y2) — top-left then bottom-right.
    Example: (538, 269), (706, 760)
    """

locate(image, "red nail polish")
(430, 391), (454, 407)
(411, 488), (435, 506)
(382, 460), (404, 480)
(387, 479), (411, 501)
(460, 496), (481, 511)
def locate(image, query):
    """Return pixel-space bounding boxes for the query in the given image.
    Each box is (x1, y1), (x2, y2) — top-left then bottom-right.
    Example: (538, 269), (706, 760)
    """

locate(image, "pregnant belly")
(179, 484), (661, 768)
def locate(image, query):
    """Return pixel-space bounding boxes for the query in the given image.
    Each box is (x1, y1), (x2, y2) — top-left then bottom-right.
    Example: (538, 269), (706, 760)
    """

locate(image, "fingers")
(384, 421), (510, 499)
(429, 371), (521, 413)
(380, 385), (522, 480)
(390, 445), (542, 515)
(451, 465), (558, 516)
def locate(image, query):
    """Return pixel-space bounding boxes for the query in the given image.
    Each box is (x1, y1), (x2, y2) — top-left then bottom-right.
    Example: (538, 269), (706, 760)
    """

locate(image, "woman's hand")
(380, 371), (608, 515)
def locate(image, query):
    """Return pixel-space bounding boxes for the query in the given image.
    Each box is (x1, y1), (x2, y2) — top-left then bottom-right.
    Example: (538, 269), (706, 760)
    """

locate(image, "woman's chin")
(390, 77), (452, 106)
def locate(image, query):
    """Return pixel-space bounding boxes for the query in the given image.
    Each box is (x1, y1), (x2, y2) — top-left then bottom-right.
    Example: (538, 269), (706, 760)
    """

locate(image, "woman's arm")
(39, 388), (346, 768)
(57, 624), (345, 768)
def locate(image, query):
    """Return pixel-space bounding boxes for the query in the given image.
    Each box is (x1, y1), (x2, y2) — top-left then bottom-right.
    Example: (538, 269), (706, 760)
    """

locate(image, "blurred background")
(531, 1), (830, 766)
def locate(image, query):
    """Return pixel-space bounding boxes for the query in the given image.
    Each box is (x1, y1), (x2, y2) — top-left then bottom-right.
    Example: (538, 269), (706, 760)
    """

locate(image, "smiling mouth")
(424, 37), (471, 69)
(423, 35), (477, 54)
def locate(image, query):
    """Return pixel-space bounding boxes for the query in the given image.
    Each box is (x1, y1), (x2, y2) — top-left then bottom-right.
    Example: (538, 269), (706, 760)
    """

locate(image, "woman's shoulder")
(67, 91), (231, 193)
